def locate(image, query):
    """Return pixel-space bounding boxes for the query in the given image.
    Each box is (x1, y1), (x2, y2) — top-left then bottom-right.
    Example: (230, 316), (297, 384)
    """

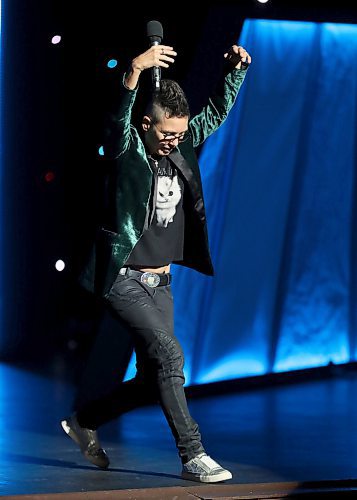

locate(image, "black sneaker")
(61, 414), (110, 469)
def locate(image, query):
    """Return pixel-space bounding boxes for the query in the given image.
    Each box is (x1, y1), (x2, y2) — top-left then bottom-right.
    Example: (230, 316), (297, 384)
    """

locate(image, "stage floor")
(0, 361), (357, 498)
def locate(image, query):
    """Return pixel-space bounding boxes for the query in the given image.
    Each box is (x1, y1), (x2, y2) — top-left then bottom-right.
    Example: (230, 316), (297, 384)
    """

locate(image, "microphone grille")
(146, 20), (163, 41)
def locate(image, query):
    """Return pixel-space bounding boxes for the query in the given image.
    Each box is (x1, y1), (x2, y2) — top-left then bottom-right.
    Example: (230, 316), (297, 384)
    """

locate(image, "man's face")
(143, 114), (189, 156)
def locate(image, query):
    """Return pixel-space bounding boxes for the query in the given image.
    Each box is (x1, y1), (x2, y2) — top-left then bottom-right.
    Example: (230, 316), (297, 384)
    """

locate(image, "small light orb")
(55, 260), (65, 271)
(107, 59), (118, 69)
(51, 35), (62, 45)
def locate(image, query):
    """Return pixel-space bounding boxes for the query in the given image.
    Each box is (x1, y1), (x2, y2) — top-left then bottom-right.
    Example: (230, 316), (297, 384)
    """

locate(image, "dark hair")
(146, 79), (190, 123)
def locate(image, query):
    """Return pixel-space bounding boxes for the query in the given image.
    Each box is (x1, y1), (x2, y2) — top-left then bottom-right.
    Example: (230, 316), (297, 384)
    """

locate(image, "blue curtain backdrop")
(125, 19), (357, 386)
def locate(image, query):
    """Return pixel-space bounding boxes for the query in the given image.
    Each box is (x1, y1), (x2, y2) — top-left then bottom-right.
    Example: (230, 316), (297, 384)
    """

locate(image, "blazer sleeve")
(189, 67), (248, 148)
(101, 73), (138, 159)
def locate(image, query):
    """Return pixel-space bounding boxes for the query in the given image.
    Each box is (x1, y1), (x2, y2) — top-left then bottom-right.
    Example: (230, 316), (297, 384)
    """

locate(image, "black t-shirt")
(125, 155), (185, 267)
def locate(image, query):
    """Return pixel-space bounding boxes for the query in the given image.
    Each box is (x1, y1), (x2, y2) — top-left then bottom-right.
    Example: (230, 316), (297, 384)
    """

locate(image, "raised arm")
(102, 44), (177, 159)
(189, 45), (251, 147)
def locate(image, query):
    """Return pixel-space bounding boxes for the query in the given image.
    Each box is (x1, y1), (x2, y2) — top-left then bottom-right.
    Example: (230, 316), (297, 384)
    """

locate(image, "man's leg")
(77, 273), (205, 464)
(63, 271), (232, 481)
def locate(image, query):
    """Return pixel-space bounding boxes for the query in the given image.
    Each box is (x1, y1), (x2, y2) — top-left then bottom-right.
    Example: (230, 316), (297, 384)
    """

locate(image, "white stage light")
(55, 260), (65, 271)
(51, 35), (62, 45)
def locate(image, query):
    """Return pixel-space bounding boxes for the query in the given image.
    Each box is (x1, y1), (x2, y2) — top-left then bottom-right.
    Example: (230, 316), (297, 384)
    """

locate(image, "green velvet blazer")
(79, 67), (248, 298)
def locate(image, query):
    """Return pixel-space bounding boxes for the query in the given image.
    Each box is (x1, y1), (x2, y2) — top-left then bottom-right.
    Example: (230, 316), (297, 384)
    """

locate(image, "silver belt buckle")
(140, 272), (160, 288)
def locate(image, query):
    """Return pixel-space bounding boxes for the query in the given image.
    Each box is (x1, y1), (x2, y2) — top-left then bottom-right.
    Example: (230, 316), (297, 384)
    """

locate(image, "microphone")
(146, 20), (163, 93)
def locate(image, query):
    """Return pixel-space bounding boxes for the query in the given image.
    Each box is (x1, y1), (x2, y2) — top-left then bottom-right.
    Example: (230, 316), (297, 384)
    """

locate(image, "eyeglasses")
(152, 123), (190, 143)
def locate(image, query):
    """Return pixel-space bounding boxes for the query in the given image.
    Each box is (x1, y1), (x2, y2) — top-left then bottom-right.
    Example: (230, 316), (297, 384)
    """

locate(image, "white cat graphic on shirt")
(156, 174), (182, 228)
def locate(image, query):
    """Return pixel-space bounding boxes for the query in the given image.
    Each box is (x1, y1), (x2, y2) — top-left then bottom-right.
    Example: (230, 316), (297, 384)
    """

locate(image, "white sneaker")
(181, 453), (232, 483)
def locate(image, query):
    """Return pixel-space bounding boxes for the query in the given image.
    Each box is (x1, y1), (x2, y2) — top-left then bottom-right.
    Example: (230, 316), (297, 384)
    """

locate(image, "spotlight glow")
(98, 145), (104, 156)
(107, 59), (118, 69)
(257, 0), (269, 3)
(44, 171), (55, 183)
(51, 35), (62, 45)
(55, 260), (65, 272)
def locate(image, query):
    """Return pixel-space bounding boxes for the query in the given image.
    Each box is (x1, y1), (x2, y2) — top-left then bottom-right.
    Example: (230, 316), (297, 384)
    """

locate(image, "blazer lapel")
(168, 150), (205, 221)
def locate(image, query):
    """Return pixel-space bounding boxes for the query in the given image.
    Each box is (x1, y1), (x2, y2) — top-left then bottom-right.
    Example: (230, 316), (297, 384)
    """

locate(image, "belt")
(119, 267), (172, 287)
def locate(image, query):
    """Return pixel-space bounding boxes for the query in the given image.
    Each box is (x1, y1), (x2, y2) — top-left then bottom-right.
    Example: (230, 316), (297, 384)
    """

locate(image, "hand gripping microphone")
(146, 20), (163, 93)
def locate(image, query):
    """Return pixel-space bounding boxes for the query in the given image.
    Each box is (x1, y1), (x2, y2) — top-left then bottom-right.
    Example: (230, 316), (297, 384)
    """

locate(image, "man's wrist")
(124, 68), (141, 91)
(131, 63), (143, 74)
